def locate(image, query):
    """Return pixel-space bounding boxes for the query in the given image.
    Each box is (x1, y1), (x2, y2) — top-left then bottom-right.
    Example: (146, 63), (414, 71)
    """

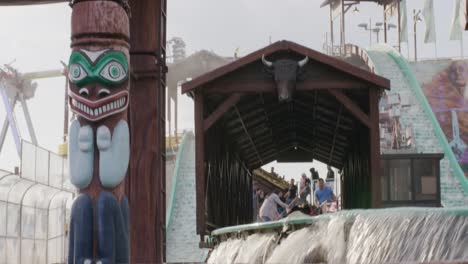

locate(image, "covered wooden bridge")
(182, 40), (390, 237)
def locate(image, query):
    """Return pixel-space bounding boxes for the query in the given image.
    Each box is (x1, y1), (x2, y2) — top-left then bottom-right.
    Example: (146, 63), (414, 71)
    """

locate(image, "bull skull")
(262, 55), (308, 102)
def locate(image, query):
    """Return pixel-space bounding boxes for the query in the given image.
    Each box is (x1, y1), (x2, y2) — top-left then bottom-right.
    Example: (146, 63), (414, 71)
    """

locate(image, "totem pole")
(67, 1), (131, 263)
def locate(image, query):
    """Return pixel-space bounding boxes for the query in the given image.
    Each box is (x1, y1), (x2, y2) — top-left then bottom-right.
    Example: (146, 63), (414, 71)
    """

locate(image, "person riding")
(314, 178), (336, 208)
(299, 173), (311, 203)
(326, 165), (335, 180)
(259, 191), (290, 222)
(285, 178), (297, 204)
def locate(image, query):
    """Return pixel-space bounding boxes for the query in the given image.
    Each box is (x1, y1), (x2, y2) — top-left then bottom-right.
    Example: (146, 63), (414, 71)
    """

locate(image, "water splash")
(207, 208), (468, 264)
(207, 238), (243, 264)
(235, 233), (277, 264)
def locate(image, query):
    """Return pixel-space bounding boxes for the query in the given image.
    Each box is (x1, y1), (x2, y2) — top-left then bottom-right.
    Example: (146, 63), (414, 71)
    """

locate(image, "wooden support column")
(194, 91), (206, 237)
(369, 88), (381, 208)
(128, 0), (166, 263)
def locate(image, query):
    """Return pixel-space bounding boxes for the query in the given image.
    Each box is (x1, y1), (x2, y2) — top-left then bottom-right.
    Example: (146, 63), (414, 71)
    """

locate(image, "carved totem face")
(68, 49), (129, 121)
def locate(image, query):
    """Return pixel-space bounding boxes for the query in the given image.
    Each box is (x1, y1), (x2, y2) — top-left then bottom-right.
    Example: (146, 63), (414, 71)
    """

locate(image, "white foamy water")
(234, 233), (278, 264)
(207, 208), (468, 264)
(207, 238), (243, 264)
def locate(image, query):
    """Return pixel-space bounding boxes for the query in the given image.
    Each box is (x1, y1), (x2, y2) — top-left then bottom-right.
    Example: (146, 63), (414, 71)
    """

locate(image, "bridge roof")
(182, 40), (389, 95)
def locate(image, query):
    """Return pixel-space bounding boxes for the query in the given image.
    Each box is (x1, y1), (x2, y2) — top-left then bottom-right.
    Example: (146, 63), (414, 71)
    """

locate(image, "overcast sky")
(0, 0), (465, 182)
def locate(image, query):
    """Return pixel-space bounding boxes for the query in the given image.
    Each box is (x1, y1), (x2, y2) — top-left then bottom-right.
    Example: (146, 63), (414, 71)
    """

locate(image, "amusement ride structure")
(0, 65), (66, 157)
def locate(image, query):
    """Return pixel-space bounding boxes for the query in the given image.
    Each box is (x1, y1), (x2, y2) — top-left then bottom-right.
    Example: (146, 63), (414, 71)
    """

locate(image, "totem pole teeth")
(69, 91), (129, 121)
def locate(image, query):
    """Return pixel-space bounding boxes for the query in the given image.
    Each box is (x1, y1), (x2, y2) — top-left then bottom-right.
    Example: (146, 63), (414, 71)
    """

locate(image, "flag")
(423, 0), (437, 43)
(400, 0), (408, 43)
(450, 0), (464, 40)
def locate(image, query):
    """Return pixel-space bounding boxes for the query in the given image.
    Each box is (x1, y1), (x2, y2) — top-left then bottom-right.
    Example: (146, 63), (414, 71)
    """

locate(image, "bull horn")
(298, 56), (309, 67)
(262, 54), (273, 68)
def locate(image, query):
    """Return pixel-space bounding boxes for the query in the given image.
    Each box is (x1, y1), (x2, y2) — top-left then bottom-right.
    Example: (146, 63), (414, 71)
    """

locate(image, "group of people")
(253, 166), (338, 222)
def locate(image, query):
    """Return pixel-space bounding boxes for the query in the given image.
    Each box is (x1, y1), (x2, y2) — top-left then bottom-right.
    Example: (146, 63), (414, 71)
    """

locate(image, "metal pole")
(174, 91), (178, 144)
(19, 92), (38, 145)
(168, 93), (172, 147)
(0, 83), (22, 156)
(0, 95), (17, 153)
(461, 35), (464, 59)
(398, 0), (402, 52)
(384, 4), (388, 43)
(370, 18), (373, 46)
(63, 76), (69, 142)
(330, 5), (334, 54)
(414, 9), (418, 62)
(341, 0), (345, 54)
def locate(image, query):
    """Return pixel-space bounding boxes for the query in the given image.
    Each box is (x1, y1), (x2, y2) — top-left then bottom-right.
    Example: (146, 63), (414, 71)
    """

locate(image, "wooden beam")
(194, 91), (206, 235)
(328, 89), (371, 128)
(203, 93), (242, 131)
(203, 79), (370, 94)
(296, 79), (368, 91)
(204, 81), (274, 93)
(329, 105), (343, 164)
(369, 88), (381, 208)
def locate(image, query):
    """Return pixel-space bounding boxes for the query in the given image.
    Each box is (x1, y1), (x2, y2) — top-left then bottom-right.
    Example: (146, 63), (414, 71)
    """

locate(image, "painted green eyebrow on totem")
(68, 50), (129, 87)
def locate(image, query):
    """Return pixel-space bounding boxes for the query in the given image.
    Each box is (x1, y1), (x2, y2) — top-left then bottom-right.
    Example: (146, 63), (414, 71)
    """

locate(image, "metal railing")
(323, 43), (377, 74)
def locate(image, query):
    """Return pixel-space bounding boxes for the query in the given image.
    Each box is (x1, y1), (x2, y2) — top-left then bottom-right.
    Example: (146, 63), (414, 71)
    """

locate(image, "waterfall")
(207, 208), (468, 264)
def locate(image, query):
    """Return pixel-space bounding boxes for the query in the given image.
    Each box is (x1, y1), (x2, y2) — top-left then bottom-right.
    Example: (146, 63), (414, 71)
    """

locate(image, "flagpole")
(407, 43), (410, 60)
(461, 35), (464, 58)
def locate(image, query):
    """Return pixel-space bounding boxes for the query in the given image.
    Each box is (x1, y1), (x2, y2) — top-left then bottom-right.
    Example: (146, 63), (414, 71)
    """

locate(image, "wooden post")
(194, 91), (206, 237)
(128, 0), (167, 263)
(369, 88), (381, 208)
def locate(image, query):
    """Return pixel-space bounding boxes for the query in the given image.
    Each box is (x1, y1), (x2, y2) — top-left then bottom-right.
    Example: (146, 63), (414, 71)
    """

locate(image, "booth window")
(380, 154), (442, 207)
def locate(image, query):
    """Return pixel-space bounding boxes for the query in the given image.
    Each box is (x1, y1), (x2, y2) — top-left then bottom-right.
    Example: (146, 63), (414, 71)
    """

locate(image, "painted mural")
(379, 91), (417, 152)
(421, 60), (468, 177)
(379, 58), (468, 179)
